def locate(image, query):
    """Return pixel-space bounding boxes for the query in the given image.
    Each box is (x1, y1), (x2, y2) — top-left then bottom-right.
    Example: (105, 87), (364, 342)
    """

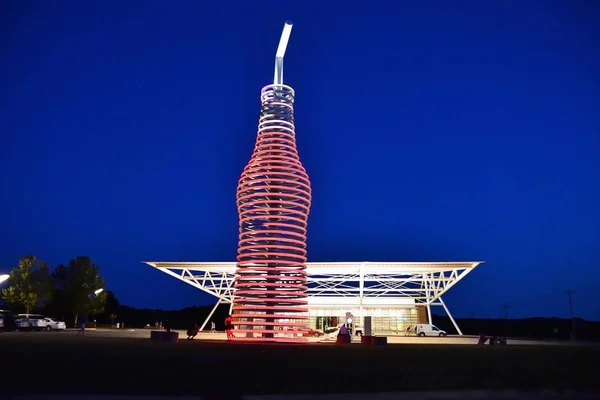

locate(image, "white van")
(415, 324), (447, 337)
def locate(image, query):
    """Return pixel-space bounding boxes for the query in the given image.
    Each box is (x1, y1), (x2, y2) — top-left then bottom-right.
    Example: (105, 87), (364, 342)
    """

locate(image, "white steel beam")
(200, 297), (222, 331)
(358, 262), (364, 325)
(427, 264), (476, 304)
(438, 296), (463, 335)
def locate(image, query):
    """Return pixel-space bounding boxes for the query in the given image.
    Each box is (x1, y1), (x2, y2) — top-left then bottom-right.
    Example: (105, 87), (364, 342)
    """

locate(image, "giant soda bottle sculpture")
(231, 22), (311, 342)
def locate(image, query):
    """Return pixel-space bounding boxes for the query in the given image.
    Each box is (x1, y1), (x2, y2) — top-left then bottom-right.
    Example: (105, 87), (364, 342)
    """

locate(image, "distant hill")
(432, 315), (599, 341)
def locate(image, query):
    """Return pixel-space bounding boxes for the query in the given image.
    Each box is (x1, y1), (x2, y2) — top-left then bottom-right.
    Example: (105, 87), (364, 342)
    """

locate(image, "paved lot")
(1, 330), (598, 397)
(16, 390), (600, 400)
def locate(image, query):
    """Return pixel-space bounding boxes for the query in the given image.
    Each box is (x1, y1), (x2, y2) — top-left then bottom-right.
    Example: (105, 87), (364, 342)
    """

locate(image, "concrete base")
(360, 336), (387, 345)
(150, 330), (179, 343)
(373, 336), (388, 346)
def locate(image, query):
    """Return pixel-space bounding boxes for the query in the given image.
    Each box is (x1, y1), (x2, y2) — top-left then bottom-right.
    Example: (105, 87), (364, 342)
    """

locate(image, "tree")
(1, 255), (52, 313)
(104, 290), (120, 316)
(104, 290), (120, 327)
(51, 256), (107, 325)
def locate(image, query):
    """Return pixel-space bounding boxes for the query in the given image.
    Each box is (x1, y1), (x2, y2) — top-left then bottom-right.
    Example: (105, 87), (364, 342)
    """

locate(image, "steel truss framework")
(144, 261), (482, 335)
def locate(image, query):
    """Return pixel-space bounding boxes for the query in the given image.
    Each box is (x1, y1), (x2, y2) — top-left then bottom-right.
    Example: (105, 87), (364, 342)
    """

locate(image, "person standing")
(77, 314), (88, 336)
(210, 321), (216, 333)
(339, 324), (348, 336)
(224, 315), (234, 340)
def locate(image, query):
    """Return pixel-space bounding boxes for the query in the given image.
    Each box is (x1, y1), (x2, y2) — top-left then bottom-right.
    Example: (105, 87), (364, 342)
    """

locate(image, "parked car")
(303, 328), (324, 337)
(415, 323), (447, 337)
(13, 315), (32, 331)
(17, 314), (49, 331)
(354, 324), (363, 336)
(44, 318), (66, 331)
(326, 324), (348, 340)
(0, 310), (17, 331)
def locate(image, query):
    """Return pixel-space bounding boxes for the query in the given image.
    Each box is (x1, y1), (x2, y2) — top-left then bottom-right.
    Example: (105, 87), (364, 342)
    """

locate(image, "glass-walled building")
(306, 296), (424, 335)
(309, 307), (420, 335)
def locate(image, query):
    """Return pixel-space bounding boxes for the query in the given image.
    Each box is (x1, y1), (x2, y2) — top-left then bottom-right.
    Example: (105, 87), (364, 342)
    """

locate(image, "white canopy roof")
(144, 261), (482, 275)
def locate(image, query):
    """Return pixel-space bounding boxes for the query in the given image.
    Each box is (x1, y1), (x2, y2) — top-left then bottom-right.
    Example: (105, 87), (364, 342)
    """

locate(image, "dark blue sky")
(1, 1), (599, 320)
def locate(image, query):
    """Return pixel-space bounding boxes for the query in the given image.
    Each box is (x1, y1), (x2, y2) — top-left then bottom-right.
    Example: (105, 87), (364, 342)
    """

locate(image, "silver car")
(44, 318), (66, 331)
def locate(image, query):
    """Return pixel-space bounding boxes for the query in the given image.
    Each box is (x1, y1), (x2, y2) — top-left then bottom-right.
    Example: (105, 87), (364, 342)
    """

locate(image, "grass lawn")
(0, 333), (598, 396)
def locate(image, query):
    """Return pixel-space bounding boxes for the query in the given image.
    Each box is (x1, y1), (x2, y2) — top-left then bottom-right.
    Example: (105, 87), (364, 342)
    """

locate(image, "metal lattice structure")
(144, 261), (482, 335)
(232, 22), (311, 342)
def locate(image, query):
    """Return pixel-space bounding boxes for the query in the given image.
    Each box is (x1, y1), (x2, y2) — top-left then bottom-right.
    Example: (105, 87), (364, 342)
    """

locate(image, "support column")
(200, 298), (222, 331)
(416, 306), (428, 324)
(424, 274), (432, 324)
(438, 296), (462, 335)
(359, 262), (365, 327)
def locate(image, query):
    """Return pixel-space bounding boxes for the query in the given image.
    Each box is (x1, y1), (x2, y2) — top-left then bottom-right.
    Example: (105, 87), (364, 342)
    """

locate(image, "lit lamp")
(88, 288), (105, 328)
(0, 274), (9, 284)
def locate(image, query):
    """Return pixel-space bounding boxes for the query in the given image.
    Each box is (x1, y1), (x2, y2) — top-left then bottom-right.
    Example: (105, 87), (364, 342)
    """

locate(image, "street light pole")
(501, 303), (511, 337)
(566, 289), (576, 341)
